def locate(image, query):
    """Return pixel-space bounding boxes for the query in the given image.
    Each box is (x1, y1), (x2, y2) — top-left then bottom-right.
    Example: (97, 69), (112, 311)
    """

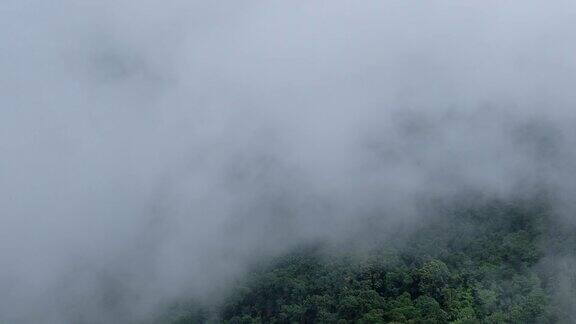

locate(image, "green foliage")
(162, 199), (574, 323)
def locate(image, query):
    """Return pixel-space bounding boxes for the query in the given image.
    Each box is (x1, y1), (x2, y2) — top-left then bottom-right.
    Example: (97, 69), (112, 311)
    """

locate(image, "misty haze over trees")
(1, 1), (576, 323)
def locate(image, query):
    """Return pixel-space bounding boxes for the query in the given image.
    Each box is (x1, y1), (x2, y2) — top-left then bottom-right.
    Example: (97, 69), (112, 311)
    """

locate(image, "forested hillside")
(161, 198), (575, 323)
(6, 1), (576, 323)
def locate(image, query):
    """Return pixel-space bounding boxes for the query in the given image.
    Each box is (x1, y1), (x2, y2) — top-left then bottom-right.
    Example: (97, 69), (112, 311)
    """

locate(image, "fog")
(2, 1), (576, 322)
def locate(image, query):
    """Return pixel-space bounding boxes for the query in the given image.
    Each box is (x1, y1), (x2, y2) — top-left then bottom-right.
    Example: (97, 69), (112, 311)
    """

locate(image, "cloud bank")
(2, 1), (576, 322)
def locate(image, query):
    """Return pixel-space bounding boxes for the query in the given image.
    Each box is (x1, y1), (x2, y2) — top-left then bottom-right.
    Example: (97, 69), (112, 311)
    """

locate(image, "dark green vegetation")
(162, 198), (576, 323)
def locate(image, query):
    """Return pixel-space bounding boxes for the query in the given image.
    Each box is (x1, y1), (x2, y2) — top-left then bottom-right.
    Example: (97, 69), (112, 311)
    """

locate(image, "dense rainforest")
(159, 197), (576, 323)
